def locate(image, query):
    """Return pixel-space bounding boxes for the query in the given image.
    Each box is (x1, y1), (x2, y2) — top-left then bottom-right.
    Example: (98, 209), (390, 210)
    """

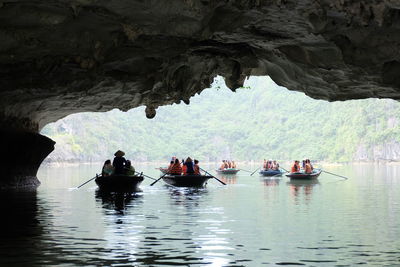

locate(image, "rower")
(194, 159), (200, 175)
(304, 159), (313, 174)
(183, 157), (195, 175)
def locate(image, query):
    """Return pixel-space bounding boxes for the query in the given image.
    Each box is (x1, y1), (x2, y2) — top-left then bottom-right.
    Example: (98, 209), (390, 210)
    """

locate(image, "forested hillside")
(41, 77), (400, 163)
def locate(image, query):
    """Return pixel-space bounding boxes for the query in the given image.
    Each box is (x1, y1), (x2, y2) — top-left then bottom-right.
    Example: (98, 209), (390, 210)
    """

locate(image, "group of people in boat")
(101, 150), (136, 177)
(291, 159), (314, 174)
(166, 156), (201, 175)
(263, 159), (280, 170)
(219, 160), (237, 170)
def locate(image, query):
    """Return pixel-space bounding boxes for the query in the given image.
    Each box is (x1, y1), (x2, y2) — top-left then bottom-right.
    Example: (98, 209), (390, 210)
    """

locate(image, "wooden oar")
(321, 170), (348, 180)
(200, 168), (226, 185)
(150, 172), (168, 186)
(77, 175), (97, 188)
(239, 168), (253, 173)
(280, 166), (289, 173)
(250, 167), (260, 176)
(135, 171), (157, 181)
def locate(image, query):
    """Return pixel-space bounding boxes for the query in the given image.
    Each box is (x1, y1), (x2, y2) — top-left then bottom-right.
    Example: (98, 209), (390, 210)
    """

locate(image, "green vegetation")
(41, 77), (400, 163)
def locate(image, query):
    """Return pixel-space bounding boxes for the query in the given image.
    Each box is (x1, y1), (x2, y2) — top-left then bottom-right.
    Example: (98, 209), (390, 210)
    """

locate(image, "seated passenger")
(183, 157), (195, 175)
(167, 160), (174, 173)
(304, 159), (313, 173)
(102, 160), (114, 176)
(304, 160), (312, 173)
(125, 160), (136, 176)
(267, 160), (273, 170)
(219, 160), (226, 170)
(231, 161), (237, 169)
(169, 159), (182, 175)
(263, 159), (267, 170)
(291, 160), (301, 173)
(272, 160), (279, 170)
(228, 161), (232, 168)
(224, 160), (229, 169)
(307, 159), (314, 171)
(194, 159), (200, 175)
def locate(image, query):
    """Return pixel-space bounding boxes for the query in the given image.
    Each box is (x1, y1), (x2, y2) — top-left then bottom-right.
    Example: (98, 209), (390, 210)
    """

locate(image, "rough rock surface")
(1, 0), (400, 186)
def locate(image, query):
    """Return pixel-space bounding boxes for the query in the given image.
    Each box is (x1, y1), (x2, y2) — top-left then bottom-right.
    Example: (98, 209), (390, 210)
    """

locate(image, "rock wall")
(1, 0), (400, 186)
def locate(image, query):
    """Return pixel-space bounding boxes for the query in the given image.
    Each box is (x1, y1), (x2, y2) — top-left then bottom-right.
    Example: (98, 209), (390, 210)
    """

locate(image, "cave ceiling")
(1, 0), (400, 130)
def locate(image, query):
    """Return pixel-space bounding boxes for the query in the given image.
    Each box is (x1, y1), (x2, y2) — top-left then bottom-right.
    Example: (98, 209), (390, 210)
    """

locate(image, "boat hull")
(162, 175), (213, 187)
(285, 169), (322, 180)
(215, 169), (240, 175)
(95, 175), (144, 192)
(259, 169), (284, 176)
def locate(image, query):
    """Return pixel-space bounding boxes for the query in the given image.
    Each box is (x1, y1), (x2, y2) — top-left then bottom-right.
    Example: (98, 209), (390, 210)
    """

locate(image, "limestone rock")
(1, 0), (400, 186)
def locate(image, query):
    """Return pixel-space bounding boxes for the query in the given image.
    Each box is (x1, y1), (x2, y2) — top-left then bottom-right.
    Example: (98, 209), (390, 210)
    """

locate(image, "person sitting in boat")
(267, 160), (273, 170)
(183, 157), (195, 175)
(219, 160), (226, 170)
(194, 159), (200, 175)
(224, 160), (229, 169)
(304, 159), (313, 174)
(272, 160), (279, 170)
(102, 160), (114, 176)
(263, 159), (267, 170)
(125, 160), (136, 176)
(169, 159), (182, 175)
(291, 160), (301, 173)
(113, 150), (127, 175)
(167, 160), (174, 173)
(227, 161), (232, 168)
(231, 161), (237, 169)
(307, 159), (314, 171)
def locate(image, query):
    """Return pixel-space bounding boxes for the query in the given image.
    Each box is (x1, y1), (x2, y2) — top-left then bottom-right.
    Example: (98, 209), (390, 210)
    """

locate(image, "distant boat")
(95, 174), (144, 192)
(259, 169), (284, 176)
(285, 169), (322, 180)
(162, 175), (213, 187)
(215, 168), (240, 175)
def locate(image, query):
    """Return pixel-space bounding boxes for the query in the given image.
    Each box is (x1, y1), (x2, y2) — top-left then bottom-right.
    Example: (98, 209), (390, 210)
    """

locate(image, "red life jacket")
(169, 163), (182, 174)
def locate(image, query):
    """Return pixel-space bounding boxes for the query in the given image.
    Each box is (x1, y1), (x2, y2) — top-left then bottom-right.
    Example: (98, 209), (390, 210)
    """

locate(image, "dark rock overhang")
(1, 0), (400, 131)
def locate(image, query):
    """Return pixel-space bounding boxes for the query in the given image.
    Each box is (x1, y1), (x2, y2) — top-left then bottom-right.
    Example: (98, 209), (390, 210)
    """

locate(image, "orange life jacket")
(169, 163), (182, 174)
(182, 165), (187, 175)
(305, 163), (312, 173)
(291, 164), (299, 173)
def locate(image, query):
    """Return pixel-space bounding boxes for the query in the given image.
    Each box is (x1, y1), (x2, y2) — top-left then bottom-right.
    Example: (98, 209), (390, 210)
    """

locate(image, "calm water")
(1, 163), (400, 266)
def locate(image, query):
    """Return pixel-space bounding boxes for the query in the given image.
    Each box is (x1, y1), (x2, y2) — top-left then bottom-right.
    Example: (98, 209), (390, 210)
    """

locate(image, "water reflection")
(168, 187), (209, 208)
(261, 177), (281, 186)
(2, 163), (399, 266)
(217, 175), (237, 184)
(95, 190), (143, 212)
(287, 179), (319, 203)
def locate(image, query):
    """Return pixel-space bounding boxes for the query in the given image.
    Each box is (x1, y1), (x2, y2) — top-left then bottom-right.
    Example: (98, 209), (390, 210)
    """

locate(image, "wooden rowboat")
(95, 174), (144, 192)
(215, 168), (240, 175)
(259, 169), (284, 176)
(285, 169), (322, 180)
(162, 175), (213, 187)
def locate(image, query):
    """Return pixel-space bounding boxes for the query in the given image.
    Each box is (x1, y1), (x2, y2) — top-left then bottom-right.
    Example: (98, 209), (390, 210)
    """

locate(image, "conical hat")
(114, 150), (125, 157)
